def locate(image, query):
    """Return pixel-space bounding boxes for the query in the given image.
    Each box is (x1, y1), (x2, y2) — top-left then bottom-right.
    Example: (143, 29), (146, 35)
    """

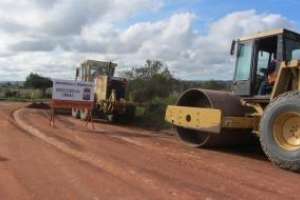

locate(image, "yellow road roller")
(165, 29), (300, 171)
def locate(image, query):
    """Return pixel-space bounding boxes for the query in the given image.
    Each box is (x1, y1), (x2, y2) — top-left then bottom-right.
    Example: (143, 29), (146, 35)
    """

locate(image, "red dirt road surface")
(0, 102), (300, 200)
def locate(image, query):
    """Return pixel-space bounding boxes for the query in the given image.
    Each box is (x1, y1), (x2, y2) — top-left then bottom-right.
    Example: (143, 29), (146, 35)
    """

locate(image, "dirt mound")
(27, 102), (50, 109)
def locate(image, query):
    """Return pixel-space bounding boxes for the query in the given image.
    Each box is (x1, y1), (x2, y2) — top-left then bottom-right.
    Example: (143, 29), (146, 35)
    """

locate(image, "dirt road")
(0, 102), (299, 200)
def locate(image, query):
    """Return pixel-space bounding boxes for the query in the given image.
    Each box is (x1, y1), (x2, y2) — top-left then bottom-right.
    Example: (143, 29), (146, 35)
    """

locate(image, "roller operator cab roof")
(238, 28), (300, 42)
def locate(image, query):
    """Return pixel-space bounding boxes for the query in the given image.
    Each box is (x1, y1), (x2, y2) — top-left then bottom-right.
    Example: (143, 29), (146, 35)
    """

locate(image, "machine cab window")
(254, 36), (278, 95)
(235, 42), (253, 81)
(233, 34), (279, 97)
(286, 39), (300, 60)
(256, 51), (272, 77)
(76, 60), (117, 82)
(90, 65), (107, 79)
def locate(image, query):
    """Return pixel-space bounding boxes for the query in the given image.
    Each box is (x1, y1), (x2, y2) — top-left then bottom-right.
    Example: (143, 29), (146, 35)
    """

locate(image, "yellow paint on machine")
(165, 106), (257, 134)
(165, 105), (222, 134)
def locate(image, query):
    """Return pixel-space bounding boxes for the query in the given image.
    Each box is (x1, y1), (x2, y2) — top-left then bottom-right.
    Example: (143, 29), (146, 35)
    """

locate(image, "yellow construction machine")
(72, 60), (135, 122)
(165, 29), (300, 171)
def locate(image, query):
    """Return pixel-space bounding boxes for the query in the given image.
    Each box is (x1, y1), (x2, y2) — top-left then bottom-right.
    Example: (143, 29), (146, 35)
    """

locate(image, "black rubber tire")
(125, 106), (136, 121)
(260, 91), (300, 171)
(119, 106), (136, 123)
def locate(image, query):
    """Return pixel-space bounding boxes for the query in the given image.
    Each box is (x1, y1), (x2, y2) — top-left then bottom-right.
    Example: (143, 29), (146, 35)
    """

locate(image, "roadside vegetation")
(0, 60), (231, 130)
(0, 73), (52, 101)
(121, 60), (231, 130)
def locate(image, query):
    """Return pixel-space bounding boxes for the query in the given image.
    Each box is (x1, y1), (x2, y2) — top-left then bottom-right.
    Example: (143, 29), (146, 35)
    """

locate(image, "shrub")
(134, 96), (177, 130)
(4, 89), (19, 98)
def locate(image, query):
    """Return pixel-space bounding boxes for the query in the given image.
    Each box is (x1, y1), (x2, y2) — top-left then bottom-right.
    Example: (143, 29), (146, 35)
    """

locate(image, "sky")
(0, 0), (299, 81)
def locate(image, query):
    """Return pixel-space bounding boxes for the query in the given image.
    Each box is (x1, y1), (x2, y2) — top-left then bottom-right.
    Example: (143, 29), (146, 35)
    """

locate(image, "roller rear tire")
(260, 91), (300, 171)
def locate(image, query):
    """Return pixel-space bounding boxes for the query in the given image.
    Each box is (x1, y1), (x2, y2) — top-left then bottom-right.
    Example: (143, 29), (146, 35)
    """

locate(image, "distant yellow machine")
(165, 29), (300, 171)
(72, 60), (135, 122)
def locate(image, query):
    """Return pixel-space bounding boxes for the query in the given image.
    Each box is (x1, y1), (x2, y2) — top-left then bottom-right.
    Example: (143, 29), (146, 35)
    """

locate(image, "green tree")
(122, 60), (175, 103)
(24, 73), (52, 97)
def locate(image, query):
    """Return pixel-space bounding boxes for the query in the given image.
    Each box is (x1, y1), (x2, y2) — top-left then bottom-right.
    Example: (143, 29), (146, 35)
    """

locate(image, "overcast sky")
(0, 0), (298, 81)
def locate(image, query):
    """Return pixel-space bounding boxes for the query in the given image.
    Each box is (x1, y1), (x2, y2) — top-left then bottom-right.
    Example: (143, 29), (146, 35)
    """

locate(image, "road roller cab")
(165, 29), (300, 171)
(231, 29), (300, 98)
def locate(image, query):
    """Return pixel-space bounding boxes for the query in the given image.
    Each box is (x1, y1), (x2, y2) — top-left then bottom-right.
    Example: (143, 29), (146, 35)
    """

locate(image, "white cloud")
(115, 10), (294, 79)
(0, 2), (295, 81)
(179, 10), (294, 79)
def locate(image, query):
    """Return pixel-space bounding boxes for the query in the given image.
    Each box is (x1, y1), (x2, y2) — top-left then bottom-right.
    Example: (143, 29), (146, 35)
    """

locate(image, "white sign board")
(52, 79), (95, 102)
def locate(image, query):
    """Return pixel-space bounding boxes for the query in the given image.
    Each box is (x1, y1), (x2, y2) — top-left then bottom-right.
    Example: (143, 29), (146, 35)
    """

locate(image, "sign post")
(50, 80), (95, 129)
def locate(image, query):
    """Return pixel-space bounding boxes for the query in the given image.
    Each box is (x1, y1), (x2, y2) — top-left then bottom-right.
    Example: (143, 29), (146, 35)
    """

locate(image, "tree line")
(122, 59), (231, 104)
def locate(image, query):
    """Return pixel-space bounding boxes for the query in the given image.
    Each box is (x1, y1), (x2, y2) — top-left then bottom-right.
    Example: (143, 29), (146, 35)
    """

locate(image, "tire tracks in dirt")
(13, 108), (203, 200)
